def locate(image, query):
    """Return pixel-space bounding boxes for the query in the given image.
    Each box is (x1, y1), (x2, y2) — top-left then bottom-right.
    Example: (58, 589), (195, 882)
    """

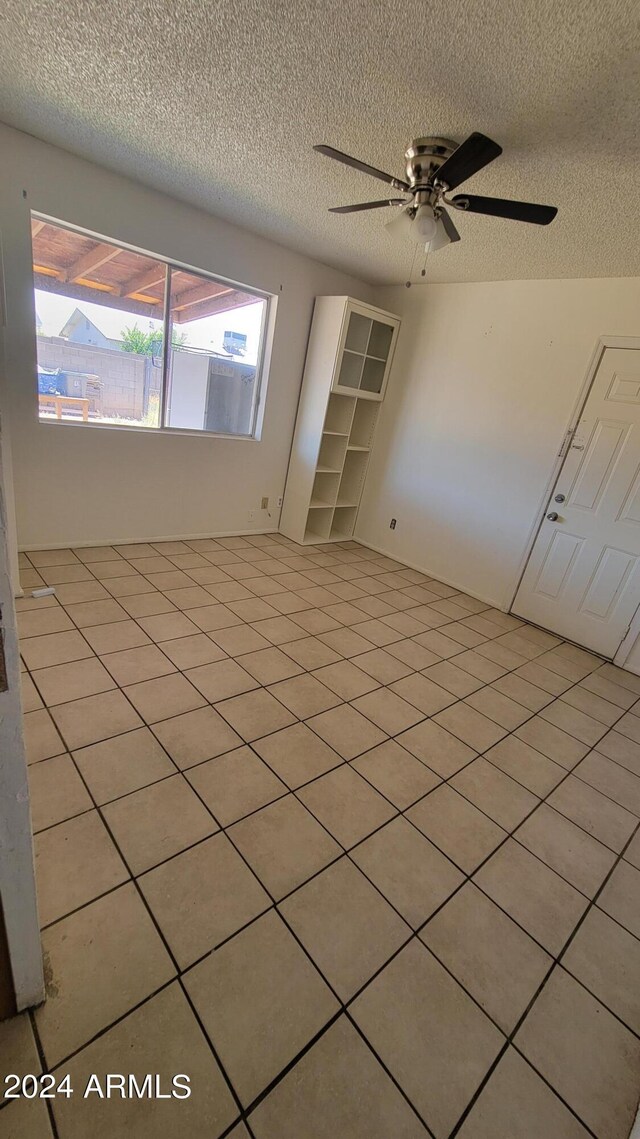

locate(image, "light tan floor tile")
(159, 633), (226, 669)
(390, 673), (457, 717)
(0, 1094), (53, 1137)
(580, 670), (638, 708)
(407, 784), (506, 873)
(19, 566), (44, 590)
(104, 574), (158, 598)
(31, 657), (116, 707)
(208, 624), (272, 657)
(267, 674), (341, 718)
(20, 630), (93, 670)
(433, 702), (508, 752)
(161, 585), (215, 609)
(353, 818), (463, 927)
(250, 616), (309, 645)
(351, 688), (424, 735)
(63, 599), (129, 627)
(252, 723), (343, 788)
(28, 548), (79, 567)
(318, 626), (377, 658)
(236, 646), (303, 685)
(305, 704), (386, 759)
(103, 774), (217, 873)
(562, 684), (622, 727)
(298, 765), (395, 848)
(397, 719), (477, 778)
(249, 1016), (425, 1139)
(151, 705), (242, 769)
(0, 1007), (40, 1077)
(615, 709), (640, 744)
(350, 648), (413, 684)
(514, 661), (573, 696)
(548, 774), (638, 851)
(135, 611), (200, 642)
(456, 1047), (591, 1139)
(423, 661), (483, 697)
(127, 555), (175, 573)
(539, 699), (608, 747)
(139, 833), (269, 968)
(597, 859), (640, 938)
(123, 673), (206, 723)
(352, 739), (440, 809)
(574, 751), (640, 815)
(289, 609), (341, 636)
(100, 644), (176, 686)
(311, 660), (379, 700)
(185, 910), (339, 1105)
(73, 727), (175, 804)
(484, 736), (565, 797)
(229, 795), (341, 899)
(187, 746), (287, 825)
(465, 687), (532, 731)
(183, 602), (246, 632)
(412, 629), (463, 658)
(491, 672), (553, 712)
(112, 543), (157, 558)
(515, 968), (640, 1139)
(51, 982), (237, 1138)
(184, 658), (258, 702)
(28, 754), (92, 832)
(35, 884), (174, 1067)
(73, 546), (117, 562)
(515, 717), (589, 769)
(119, 592), (178, 618)
(278, 636), (341, 669)
(50, 690), (143, 750)
(597, 728), (640, 776)
(226, 597), (281, 622)
(20, 672), (43, 712)
(451, 758), (538, 831)
(422, 883), (552, 1032)
(280, 858), (410, 1000)
(215, 688), (297, 741)
(563, 906), (640, 1033)
(626, 828), (640, 869)
(23, 708), (65, 763)
(17, 606), (74, 638)
(516, 803), (616, 896)
(352, 940), (503, 1137)
(81, 619), (151, 654)
(474, 840), (588, 954)
(34, 810), (129, 926)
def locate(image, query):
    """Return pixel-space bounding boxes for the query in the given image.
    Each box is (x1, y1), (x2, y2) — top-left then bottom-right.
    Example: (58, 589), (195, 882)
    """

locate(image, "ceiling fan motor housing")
(405, 138), (458, 195)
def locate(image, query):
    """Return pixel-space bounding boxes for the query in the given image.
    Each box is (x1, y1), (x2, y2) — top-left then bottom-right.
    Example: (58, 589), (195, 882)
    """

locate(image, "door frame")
(508, 335), (640, 660)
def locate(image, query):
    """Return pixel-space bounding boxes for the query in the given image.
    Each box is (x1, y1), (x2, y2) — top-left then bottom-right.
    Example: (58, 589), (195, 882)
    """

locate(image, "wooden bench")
(39, 394), (90, 422)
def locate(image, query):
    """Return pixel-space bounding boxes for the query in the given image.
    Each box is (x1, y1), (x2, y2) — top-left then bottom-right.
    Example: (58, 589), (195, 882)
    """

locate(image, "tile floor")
(3, 533), (640, 1139)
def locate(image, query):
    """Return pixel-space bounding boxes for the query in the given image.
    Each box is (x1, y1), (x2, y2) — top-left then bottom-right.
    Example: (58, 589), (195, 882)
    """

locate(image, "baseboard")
(19, 527), (279, 552)
(353, 534), (504, 611)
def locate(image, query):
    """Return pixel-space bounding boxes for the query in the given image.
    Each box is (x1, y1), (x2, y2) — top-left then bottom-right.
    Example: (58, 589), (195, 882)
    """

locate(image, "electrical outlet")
(248, 509), (255, 522)
(277, 496), (283, 508)
(390, 518), (397, 530)
(261, 496), (269, 510)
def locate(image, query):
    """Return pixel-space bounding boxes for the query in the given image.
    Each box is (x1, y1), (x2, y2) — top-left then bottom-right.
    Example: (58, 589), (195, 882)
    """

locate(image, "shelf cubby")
(310, 470), (339, 508)
(339, 450), (369, 506)
(305, 506), (333, 543)
(331, 505), (358, 541)
(368, 320), (394, 361)
(324, 393), (356, 435)
(349, 400), (379, 450)
(318, 432), (347, 473)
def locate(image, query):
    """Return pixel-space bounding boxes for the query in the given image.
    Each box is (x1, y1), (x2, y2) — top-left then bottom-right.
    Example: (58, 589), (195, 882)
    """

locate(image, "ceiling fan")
(314, 133), (557, 251)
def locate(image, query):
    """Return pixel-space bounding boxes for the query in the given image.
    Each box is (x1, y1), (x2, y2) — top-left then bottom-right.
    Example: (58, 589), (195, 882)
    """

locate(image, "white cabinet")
(280, 296), (400, 545)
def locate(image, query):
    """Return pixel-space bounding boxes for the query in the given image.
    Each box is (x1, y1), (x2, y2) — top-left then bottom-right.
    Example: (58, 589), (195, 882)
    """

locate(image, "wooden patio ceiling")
(31, 219), (256, 322)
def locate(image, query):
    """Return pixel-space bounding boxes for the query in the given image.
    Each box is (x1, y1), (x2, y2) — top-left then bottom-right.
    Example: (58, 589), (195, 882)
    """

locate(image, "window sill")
(37, 418), (261, 442)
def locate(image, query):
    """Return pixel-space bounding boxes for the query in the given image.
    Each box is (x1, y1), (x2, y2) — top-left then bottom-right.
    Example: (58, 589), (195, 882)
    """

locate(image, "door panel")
(513, 348), (640, 656)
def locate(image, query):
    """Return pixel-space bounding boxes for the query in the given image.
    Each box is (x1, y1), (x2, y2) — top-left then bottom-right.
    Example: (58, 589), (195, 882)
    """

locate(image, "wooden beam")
(34, 273), (163, 320)
(59, 242), (121, 284)
(119, 265), (167, 298)
(31, 220), (46, 238)
(172, 291), (256, 324)
(172, 280), (232, 311)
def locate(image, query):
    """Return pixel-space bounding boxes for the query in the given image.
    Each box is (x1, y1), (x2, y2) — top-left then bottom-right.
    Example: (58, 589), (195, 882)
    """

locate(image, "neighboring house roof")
(58, 307), (121, 351)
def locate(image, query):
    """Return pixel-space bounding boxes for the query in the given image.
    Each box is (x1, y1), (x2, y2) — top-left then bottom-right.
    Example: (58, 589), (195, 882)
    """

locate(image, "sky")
(35, 288), (266, 364)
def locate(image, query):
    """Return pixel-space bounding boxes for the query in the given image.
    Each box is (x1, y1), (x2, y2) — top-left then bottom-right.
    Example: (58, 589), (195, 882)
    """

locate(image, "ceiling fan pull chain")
(405, 244), (419, 287)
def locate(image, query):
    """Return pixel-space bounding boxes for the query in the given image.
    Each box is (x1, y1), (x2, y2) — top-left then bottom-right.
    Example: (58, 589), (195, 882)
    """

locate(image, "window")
(31, 217), (270, 436)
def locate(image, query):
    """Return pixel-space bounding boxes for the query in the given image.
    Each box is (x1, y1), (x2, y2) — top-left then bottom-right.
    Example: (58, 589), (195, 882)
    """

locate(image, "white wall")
(0, 123), (372, 549)
(359, 278), (640, 610)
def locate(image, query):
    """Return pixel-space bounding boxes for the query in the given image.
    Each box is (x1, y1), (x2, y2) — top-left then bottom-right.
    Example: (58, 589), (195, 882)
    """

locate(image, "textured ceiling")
(0, 0), (639, 284)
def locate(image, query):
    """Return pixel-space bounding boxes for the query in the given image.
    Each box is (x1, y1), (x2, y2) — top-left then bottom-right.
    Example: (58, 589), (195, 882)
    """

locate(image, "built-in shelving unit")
(280, 297), (400, 545)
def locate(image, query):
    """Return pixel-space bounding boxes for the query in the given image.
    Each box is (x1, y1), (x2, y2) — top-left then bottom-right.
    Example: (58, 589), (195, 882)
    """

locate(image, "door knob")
(547, 512), (559, 522)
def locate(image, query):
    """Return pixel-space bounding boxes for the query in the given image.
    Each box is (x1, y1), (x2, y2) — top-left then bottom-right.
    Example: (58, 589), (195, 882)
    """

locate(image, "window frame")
(31, 212), (275, 441)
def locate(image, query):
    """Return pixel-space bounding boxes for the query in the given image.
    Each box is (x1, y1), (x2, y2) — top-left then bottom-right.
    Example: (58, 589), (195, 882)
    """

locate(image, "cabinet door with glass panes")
(332, 303), (398, 401)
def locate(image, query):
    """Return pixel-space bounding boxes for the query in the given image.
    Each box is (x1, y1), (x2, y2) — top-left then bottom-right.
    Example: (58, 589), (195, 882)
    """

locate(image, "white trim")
(507, 336), (640, 616)
(613, 603), (640, 669)
(18, 526), (279, 554)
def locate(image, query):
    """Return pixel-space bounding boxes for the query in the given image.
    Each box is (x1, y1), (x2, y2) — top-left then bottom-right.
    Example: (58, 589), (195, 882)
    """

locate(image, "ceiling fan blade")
(438, 208), (461, 243)
(435, 132), (502, 190)
(329, 198), (407, 214)
(451, 194), (558, 225)
(314, 144), (410, 191)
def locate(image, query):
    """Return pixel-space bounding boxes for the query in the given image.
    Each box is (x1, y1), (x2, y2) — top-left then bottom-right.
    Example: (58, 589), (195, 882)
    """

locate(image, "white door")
(513, 347), (640, 657)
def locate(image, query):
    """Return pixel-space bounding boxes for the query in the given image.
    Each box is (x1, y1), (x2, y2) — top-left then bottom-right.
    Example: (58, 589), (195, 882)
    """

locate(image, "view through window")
(32, 218), (269, 435)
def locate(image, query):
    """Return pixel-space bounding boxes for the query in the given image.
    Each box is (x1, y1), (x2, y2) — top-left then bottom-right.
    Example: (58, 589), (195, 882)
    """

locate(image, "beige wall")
(360, 278), (640, 611)
(0, 123), (372, 549)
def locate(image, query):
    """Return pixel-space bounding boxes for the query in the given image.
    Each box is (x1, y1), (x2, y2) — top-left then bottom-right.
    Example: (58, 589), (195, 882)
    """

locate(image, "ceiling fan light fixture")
(414, 203), (438, 241)
(384, 205), (415, 242)
(426, 215), (452, 253)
